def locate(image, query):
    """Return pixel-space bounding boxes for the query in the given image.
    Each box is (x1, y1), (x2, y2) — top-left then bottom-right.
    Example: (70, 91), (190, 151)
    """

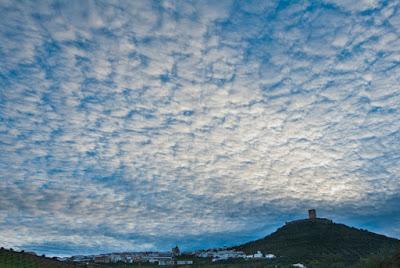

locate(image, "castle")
(285, 209), (332, 225)
(308, 209), (316, 219)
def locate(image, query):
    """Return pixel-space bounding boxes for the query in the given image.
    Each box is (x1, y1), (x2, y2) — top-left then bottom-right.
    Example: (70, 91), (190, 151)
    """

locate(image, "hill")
(232, 218), (400, 267)
(0, 248), (78, 268)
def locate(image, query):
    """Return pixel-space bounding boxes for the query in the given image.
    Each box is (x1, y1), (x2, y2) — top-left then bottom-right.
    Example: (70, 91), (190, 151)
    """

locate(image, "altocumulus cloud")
(1, 0), (400, 256)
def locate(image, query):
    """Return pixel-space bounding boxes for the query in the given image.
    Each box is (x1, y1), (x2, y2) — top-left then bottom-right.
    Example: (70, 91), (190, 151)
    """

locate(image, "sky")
(1, 0), (400, 257)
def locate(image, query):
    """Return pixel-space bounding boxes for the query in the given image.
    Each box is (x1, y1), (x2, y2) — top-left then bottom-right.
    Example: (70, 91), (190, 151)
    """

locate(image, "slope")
(0, 248), (76, 268)
(233, 218), (400, 267)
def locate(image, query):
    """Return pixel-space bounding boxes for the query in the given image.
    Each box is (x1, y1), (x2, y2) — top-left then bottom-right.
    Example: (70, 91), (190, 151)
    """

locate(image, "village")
(65, 210), (320, 266)
(67, 245), (276, 266)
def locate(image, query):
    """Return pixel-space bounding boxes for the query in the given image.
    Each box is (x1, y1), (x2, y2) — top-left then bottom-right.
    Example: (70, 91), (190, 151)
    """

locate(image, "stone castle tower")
(308, 209), (316, 219)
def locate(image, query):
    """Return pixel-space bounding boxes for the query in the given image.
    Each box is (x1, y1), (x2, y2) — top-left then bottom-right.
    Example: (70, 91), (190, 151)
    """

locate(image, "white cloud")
(327, 0), (382, 12)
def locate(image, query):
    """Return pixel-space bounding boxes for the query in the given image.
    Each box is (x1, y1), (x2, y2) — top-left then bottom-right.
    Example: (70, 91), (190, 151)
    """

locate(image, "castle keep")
(308, 209), (316, 219)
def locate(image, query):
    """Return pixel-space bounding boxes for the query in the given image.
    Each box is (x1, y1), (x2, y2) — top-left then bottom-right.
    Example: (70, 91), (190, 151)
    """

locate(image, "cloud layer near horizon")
(1, 0), (400, 255)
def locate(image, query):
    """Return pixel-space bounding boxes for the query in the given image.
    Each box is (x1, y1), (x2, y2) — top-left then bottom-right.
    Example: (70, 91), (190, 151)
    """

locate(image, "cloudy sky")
(1, 0), (400, 256)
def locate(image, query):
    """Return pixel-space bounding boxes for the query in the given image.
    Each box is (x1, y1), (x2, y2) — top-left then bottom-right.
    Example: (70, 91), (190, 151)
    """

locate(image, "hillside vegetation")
(233, 219), (400, 267)
(354, 247), (400, 268)
(0, 248), (77, 268)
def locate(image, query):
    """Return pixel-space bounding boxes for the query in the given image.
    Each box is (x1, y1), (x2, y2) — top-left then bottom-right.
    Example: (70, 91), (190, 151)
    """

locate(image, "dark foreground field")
(1, 247), (400, 268)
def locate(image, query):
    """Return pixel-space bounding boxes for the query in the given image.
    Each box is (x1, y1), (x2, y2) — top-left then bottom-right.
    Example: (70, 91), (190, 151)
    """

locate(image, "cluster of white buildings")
(68, 247), (281, 266)
(68, 246), (193, 266)
(194, 249), (275, 262)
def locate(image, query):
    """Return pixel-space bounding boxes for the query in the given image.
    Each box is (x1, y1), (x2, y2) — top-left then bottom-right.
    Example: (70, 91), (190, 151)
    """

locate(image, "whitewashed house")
(253, 251), (263, 258)
(293, 263), (306, 268)
(176, 260), (193, 265)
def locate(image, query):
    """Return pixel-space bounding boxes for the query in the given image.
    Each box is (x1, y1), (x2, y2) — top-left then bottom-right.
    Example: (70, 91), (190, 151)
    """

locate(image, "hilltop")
(0, 248), (76, 268)
(233, 217), (400, 267)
